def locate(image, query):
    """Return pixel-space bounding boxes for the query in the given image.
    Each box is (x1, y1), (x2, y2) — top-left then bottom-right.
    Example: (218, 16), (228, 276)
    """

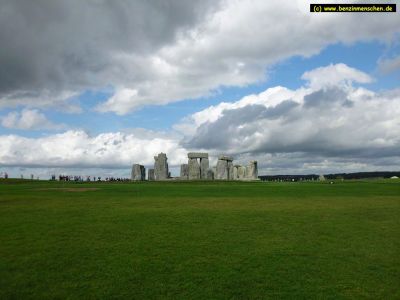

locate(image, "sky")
(0, 0), (399, 179)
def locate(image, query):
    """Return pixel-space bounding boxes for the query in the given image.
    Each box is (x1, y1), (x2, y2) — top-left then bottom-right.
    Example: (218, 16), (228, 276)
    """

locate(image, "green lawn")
(0, 179), (399, 299)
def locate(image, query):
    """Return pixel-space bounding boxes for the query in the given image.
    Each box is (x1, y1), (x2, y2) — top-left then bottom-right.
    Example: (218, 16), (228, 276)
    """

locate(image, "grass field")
(0, 179), (399, 299)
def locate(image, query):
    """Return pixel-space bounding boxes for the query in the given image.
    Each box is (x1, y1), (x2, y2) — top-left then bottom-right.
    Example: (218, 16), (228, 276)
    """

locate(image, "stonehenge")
(216, 156), (232, 180)
(148, 169), (155, 181)
(131, 164), (146, 181)
(184, 152), (210, 180)
(132, 152), (258, 181)
(180, 164), (189, 180)
(154, 153), (169, 180)
(232, 161), (258, 180)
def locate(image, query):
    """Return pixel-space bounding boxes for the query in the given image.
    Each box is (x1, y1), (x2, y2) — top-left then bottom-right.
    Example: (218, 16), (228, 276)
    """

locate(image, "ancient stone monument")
(148, 169), (155, 181)
(187, 152), (209, 180)
(216, 156), (233, 180)
(131, 164), (146, 181)
(180, 164), (189, 180)
(131, 152), (258, 181)
(246, 161), (258, 180)
(154, 153), (169, 180)
(231, 161), (258, 180)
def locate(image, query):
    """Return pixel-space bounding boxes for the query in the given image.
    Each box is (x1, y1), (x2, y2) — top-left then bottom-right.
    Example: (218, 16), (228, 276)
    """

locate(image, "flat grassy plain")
(0, 179), (399, 299)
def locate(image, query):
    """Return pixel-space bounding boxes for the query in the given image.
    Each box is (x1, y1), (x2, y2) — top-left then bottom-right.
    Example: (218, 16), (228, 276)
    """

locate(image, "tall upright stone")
(246, 161), (258, 180)
(238, 166), (246, 179)
(233, 165), (239, 180)
(200, 158), (209, 179)
(148, 169), (155, 181)
(188, 158), (200, 180)
(131, 164), (146, 181)
(216, 159), (228, 180)
(187, 153), (209, 180)
(228, 161), (234, 180)
(216, 156), (234, 180)
(154, 153), (169, 180)
(180, 164), (189, 180)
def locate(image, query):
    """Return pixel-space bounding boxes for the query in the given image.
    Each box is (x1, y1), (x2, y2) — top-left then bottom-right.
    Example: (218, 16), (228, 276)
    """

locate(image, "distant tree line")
(259, 171), (400, 181)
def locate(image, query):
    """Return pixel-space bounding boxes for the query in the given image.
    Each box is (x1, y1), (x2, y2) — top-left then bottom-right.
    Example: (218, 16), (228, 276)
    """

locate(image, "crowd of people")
(56, 175), (130, 182)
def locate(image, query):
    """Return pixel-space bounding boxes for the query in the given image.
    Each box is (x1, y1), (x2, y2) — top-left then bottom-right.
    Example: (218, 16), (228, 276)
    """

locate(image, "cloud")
(1, 63), (399, 175)
(1, 0), (399, 113)
(1, 109), (65, 130)
(0, 129), (186, 168)
(301, 63), (373, 89)
(182, 64), (400, 165)
(378, 55), (400, 74)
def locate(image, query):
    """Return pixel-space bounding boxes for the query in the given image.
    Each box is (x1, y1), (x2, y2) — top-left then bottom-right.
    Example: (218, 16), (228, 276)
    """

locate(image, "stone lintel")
(218, 155), (233, 161)
(188, 152), (209, 159)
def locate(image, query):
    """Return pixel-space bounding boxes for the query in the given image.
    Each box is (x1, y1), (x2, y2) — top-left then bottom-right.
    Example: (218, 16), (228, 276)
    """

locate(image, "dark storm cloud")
(0, 0), (219, 95)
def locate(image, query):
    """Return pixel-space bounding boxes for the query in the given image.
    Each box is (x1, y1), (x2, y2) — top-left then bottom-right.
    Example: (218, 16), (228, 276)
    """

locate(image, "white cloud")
(301, 63), (373, 89)
(96, 0), (399, 114)
(1, 1), (399, 113)
(95, 88), (140, 115)
(1, 63), (400, 175)
(0, 130), (186, 169)
(181, 63), (400, 166)
(1, 109), (65, 130)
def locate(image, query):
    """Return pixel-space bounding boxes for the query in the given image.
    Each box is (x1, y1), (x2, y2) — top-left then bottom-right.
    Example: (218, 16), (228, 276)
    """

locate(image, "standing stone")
(148, 169), (155, 181)
(187, 153), (209, 180)
(246, 161), (258, 180)
(141, 166), (146, 180)
(180, 164), (189, 180)
(228, 161), (234, 180)
(200, 158), (209, 179)
(216, 159), (228, 180)
(238, 166), (246, 179)
(154, 153), (169, 180)
(188, 158), (200, 180)
(131, 164), (146, 181)
(233, 165), (240, 180)
(215, 156), (234, 180)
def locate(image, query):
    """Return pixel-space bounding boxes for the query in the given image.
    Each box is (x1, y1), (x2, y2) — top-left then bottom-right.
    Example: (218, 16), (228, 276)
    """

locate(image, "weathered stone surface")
(216, 159), (228, 180)
(206, 168), (214, 180)
(180, 164), (189, 180)
(188, 152), (209, 159)
(148, 169), (155, 181)
(238, 166), (246, 179)
(200, 158), (209, 179)
(188, 158), (200, 180)
(154, 153), (169, 180)
(246, 161), (258, 180)
(131, 164), (146, 181)
(233, 165), (239, 180)
(228, 161), (234, 180)
(218, 155), (233, 161)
